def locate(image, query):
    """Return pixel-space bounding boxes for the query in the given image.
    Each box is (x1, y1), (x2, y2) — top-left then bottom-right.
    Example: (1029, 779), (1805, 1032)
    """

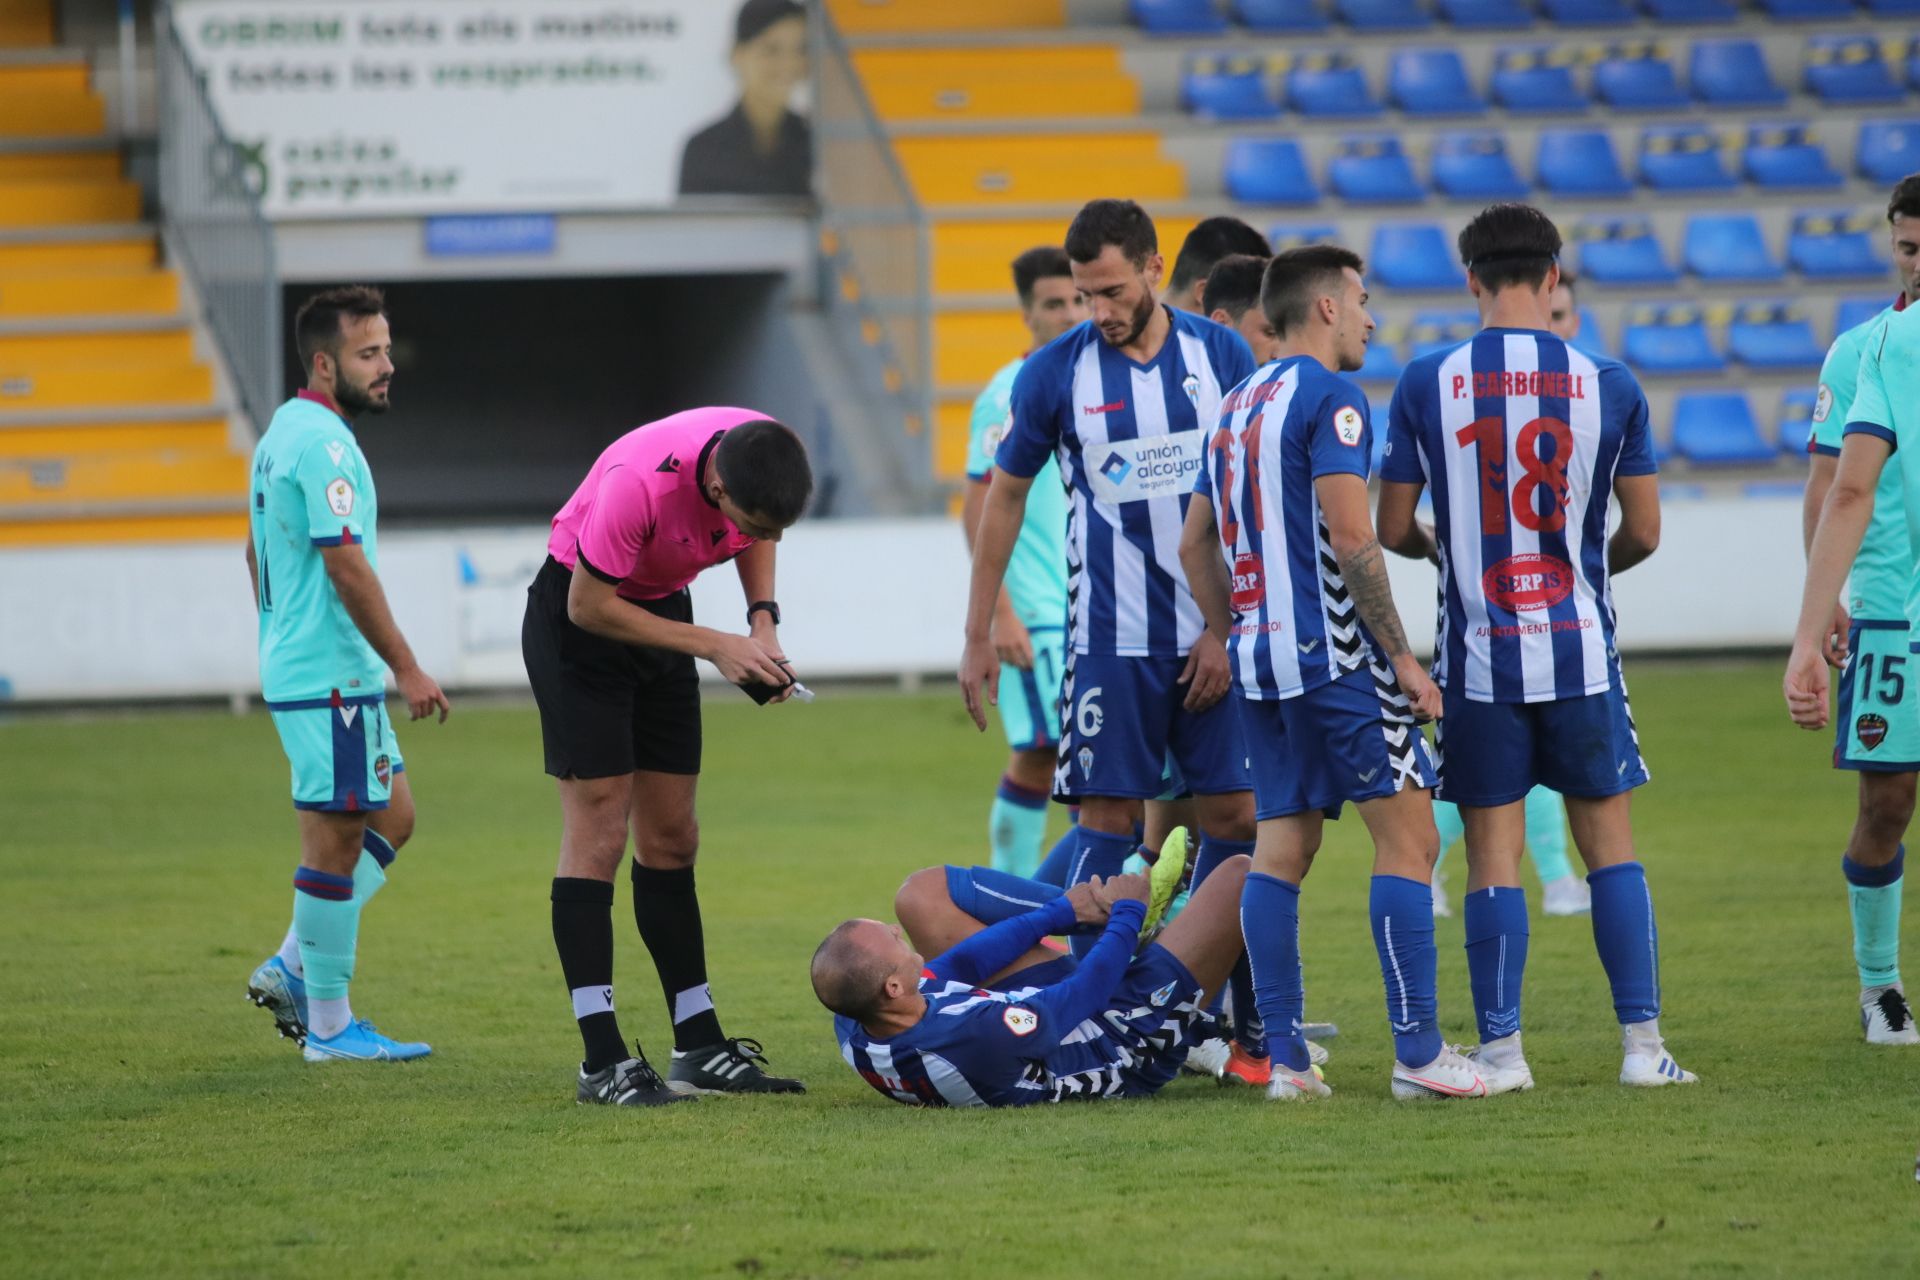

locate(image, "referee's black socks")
(551, 877), (628, 1073)
(631, 862), (724, 1051)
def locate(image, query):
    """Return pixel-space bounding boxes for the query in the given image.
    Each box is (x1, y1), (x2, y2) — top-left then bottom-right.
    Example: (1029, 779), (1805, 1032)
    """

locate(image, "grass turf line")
(1, 661), (1917, 1278)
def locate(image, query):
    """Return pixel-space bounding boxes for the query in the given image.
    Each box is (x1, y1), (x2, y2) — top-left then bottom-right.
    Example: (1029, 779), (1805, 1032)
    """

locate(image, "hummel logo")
(1391, 1019), (1420, 1034)
(710, 529), (726, 545)
(1358, 766), (1380, 783)
(657, 455), (681, 473)
(1298, 639), (1320, 653)
(1618, 760), (1631, 775)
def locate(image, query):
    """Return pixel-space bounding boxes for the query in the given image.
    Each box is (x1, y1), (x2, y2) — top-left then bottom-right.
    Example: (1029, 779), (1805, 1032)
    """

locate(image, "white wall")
(0, 494), (1803, 703)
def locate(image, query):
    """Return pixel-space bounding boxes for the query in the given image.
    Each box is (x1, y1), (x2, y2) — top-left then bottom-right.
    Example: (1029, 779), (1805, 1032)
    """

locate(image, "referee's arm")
(565, 560), (787, 688)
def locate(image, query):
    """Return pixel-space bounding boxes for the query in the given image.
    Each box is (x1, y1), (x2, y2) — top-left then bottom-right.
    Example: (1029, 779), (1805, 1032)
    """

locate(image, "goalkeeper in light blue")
(960, 246), (1086, 878)
(244, 287), (449, 1063)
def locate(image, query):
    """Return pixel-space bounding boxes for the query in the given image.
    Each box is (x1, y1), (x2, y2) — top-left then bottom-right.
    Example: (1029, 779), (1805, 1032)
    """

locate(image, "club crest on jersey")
(1181, 374), (1200, 405)
(1333, 405), (1365, 447)
(1003, 1007), (1038, 1036)
(325, 478), (355, 517)
(1482, 553), (1574, 613)
(1149, 980), (1177, 1008)
(1813, 384), (1834, 424)
(1077, 746), (1095, 778)
(374, 754), (391, 786)
(1859, 713), (1889, 750)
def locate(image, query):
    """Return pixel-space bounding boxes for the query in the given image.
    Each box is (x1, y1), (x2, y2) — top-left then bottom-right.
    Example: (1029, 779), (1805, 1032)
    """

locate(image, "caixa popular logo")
(1231, 551), (1265, 612)
(1481, 553), (1575, 613)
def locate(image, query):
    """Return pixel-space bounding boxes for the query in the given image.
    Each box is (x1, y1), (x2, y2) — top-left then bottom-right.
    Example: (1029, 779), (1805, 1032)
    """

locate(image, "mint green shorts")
(268, 693), (404, 811)
(1836, 622), (1920, 771)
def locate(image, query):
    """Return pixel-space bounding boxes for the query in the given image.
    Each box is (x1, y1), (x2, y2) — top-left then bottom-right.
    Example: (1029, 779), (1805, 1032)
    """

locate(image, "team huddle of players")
(815, 183), (1920, 1107)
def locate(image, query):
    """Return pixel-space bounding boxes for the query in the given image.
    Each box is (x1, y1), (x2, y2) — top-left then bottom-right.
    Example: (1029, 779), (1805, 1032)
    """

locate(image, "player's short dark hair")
(715, 418), (813, 527)
(1457, 203), (1563, 293)
(1261, 244), (1364, 336)
(1170, 216), (1271, 297)
(1889, 174), (1920, 223)
(1011, 245), (1073, 308)
(1064, 198), (1157, 269)
(294, 285), (385, 368)
(1202, 253), (1270, 322)
(811, 921), (891, 1022)
(735, 0), (803, 45)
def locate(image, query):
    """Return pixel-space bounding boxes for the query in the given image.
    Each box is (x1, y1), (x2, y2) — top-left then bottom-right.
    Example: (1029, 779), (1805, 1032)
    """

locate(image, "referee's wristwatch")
(747, 600), (781, 627)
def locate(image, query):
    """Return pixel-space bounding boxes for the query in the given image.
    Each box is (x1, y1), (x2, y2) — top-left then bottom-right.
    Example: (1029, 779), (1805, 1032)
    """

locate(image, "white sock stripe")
(1383, 915), (1410, 1025)
(571, 985), (615, 1020)
(976, 882), (1051, 910)
(673, 983), (714, 1024)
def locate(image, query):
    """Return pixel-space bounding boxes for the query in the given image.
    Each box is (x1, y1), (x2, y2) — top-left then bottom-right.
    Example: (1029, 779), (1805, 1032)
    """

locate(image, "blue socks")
(1067, 827), (1134, 958)
(1844, 845), (1905, 988)
(1464, 886), (1530, 1043)
(943, 864), (1061, 926)
(989, 775), (1050, 878)
(1034, 814), (1080, 888)
(1589, 861), (1661, 1024)
(1370, 874), (1442, 1067)
(1241, 872), (1308, 1071)
(1197, 837), (1264, 1057)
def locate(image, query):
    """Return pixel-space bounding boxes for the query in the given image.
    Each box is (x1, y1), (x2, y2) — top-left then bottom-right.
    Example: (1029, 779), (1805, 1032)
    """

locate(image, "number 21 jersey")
(1383, 329), (1657, 704)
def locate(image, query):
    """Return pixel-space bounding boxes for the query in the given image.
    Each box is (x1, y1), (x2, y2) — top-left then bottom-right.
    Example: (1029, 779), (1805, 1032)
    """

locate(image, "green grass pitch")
(3, 660), (1917, 1278)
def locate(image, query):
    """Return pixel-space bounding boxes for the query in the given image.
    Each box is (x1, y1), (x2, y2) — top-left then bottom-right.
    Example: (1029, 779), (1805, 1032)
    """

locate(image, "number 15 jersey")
(1383, 329), (1657, 704)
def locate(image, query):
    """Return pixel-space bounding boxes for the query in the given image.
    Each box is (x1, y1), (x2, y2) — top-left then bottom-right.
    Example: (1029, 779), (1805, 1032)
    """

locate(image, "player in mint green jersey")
(961, 246), (1086, 877)
(1789, 179), (1920, 1044)
(244, 286), (450, 1063)
(1793, 177), (1920, 1046)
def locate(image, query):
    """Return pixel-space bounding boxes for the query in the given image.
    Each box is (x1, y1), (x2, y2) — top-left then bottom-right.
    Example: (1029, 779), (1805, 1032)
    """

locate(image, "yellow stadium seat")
(0, 268), (179, 318)
(0, 236), (156, 275)
(934, 398), (976, 479)
(0, 511), (248, 547)
(827, 0), (1064, 33)
(853, 47), (1138, 120)
(0, 178), (141, 226)
(0, 61), (90, 95)
(934, 310), (1032, 389)
(0, 447), (246, 507)
(0, 362), (213, 411)
(0, 419), (230, 457)
(0, 149), (121, 183)
(0, 0), (54, 47)
(895, 135), (1185, 206)
(0, 327), (194, 372)
(0, 90), (106, 136)
(931, 216), (1200, 294)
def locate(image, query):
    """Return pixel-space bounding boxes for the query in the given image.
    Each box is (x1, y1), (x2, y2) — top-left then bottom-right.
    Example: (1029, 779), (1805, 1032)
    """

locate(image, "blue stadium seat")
(1638, 0), (1738, 20)
(1837, 296), (1890, 333)
(1789, 211), (1889, 278)
(1438, 0), (1535, 27)
(1224, 137), (1321, 204)
(1267, 222), (1341, 251)
(1806, 36), (1906, 105)
(1727, 303), (1825, 368)
(1869, 0), (1920, 12)
(1537, 129), (1632, 197)
(1131, 0), (1230, 33)
(1910, 36), (1920, 89)
(1593, 46), (1687, 111)
(1390, 49), (1486, 116)
(1408, 309), (1481, 359)
(1673, 392), (1777, 466)
(1743, 123), (1843, 189)
(1760, 0), (1856, 17)
(1539, 0), (1636, 21)
(1330, 136), (1425, 203)
(1357, 336), (1406, 382)
(1492, 46), (1588, 114)
(1857, 120), (1920, 183)
(1622, 306), (1724, 372)
(1432, 132), (1529, 198)
(1685, 214), (1784, 281)
(1372, 224), (1467, 290)
(1573, 216), (1679, 284)
(1234, 0), (1332, 29)
(1639, 125), (1737, 192)
(1337, 0), (1435, 28)
(1690, 39), (1787, 107)
(1286, 56), (1383, 118)
(1780, 388), (1818, 452)
(1182, 57), (1282, 120)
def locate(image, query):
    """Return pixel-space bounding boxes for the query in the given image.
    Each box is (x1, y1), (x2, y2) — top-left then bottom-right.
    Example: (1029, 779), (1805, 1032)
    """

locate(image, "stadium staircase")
(0, 0), (244, 547)
(826, 0), (1920, 494)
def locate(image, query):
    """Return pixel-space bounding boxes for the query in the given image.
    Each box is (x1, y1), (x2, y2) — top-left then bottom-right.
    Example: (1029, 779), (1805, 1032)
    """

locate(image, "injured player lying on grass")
(809, 851), (1328, 1106)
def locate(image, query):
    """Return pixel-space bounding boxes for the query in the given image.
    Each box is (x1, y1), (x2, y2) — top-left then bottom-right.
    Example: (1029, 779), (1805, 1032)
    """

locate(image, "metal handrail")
(156, 1), (281, 435)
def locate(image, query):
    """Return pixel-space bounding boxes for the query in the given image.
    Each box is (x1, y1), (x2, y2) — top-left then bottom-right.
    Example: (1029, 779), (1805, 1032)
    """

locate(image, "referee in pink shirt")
(523, 407), (812, 1105)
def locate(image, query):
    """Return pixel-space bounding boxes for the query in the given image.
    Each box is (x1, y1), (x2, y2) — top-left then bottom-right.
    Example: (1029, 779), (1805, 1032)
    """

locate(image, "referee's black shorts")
(521, 556), (702, 779)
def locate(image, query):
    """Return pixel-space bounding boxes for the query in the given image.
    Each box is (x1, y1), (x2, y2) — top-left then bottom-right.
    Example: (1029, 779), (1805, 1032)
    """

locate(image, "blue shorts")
(1044, 943), (1211, 1101)
(1835, 621), (1920, 772)
(998, 628), (1066, 752)
(1240, 669), (1437, 821)
(1054, 651), (1251, 802)
(267, 692), (404, 812)
(1433, 683), (1647, 808)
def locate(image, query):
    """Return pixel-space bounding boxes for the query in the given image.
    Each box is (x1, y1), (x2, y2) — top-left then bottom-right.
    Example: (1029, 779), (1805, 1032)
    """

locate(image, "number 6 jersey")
(1382, 328), (1657, 704)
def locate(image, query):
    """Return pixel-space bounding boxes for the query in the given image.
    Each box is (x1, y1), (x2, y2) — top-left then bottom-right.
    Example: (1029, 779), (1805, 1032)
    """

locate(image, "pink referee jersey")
(547, 407), (763, 602)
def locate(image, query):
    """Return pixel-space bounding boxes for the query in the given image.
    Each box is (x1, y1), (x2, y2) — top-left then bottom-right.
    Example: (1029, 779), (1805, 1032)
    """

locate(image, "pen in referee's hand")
(776, 658), (815, 703)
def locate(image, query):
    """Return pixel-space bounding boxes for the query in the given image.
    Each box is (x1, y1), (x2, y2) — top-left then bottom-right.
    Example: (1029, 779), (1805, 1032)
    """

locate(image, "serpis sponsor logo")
(1230, 551), (1265, 612)
(1481, 552), (1574, 613)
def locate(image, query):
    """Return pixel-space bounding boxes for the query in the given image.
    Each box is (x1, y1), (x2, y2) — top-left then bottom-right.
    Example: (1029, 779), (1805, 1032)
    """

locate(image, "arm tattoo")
(1338, 536), (1413, 660)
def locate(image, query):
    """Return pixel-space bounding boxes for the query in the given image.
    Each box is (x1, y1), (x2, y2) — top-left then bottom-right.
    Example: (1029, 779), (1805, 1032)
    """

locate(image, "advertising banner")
(173, 0), (814, 218)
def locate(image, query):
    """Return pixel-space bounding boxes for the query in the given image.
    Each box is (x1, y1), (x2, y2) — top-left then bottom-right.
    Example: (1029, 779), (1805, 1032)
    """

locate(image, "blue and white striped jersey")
(1382, 329), (1657, 704)
(834, 898), (1148, 1108)
(997, 308), (1256, 658)
(1194, 356), (1377, 700)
